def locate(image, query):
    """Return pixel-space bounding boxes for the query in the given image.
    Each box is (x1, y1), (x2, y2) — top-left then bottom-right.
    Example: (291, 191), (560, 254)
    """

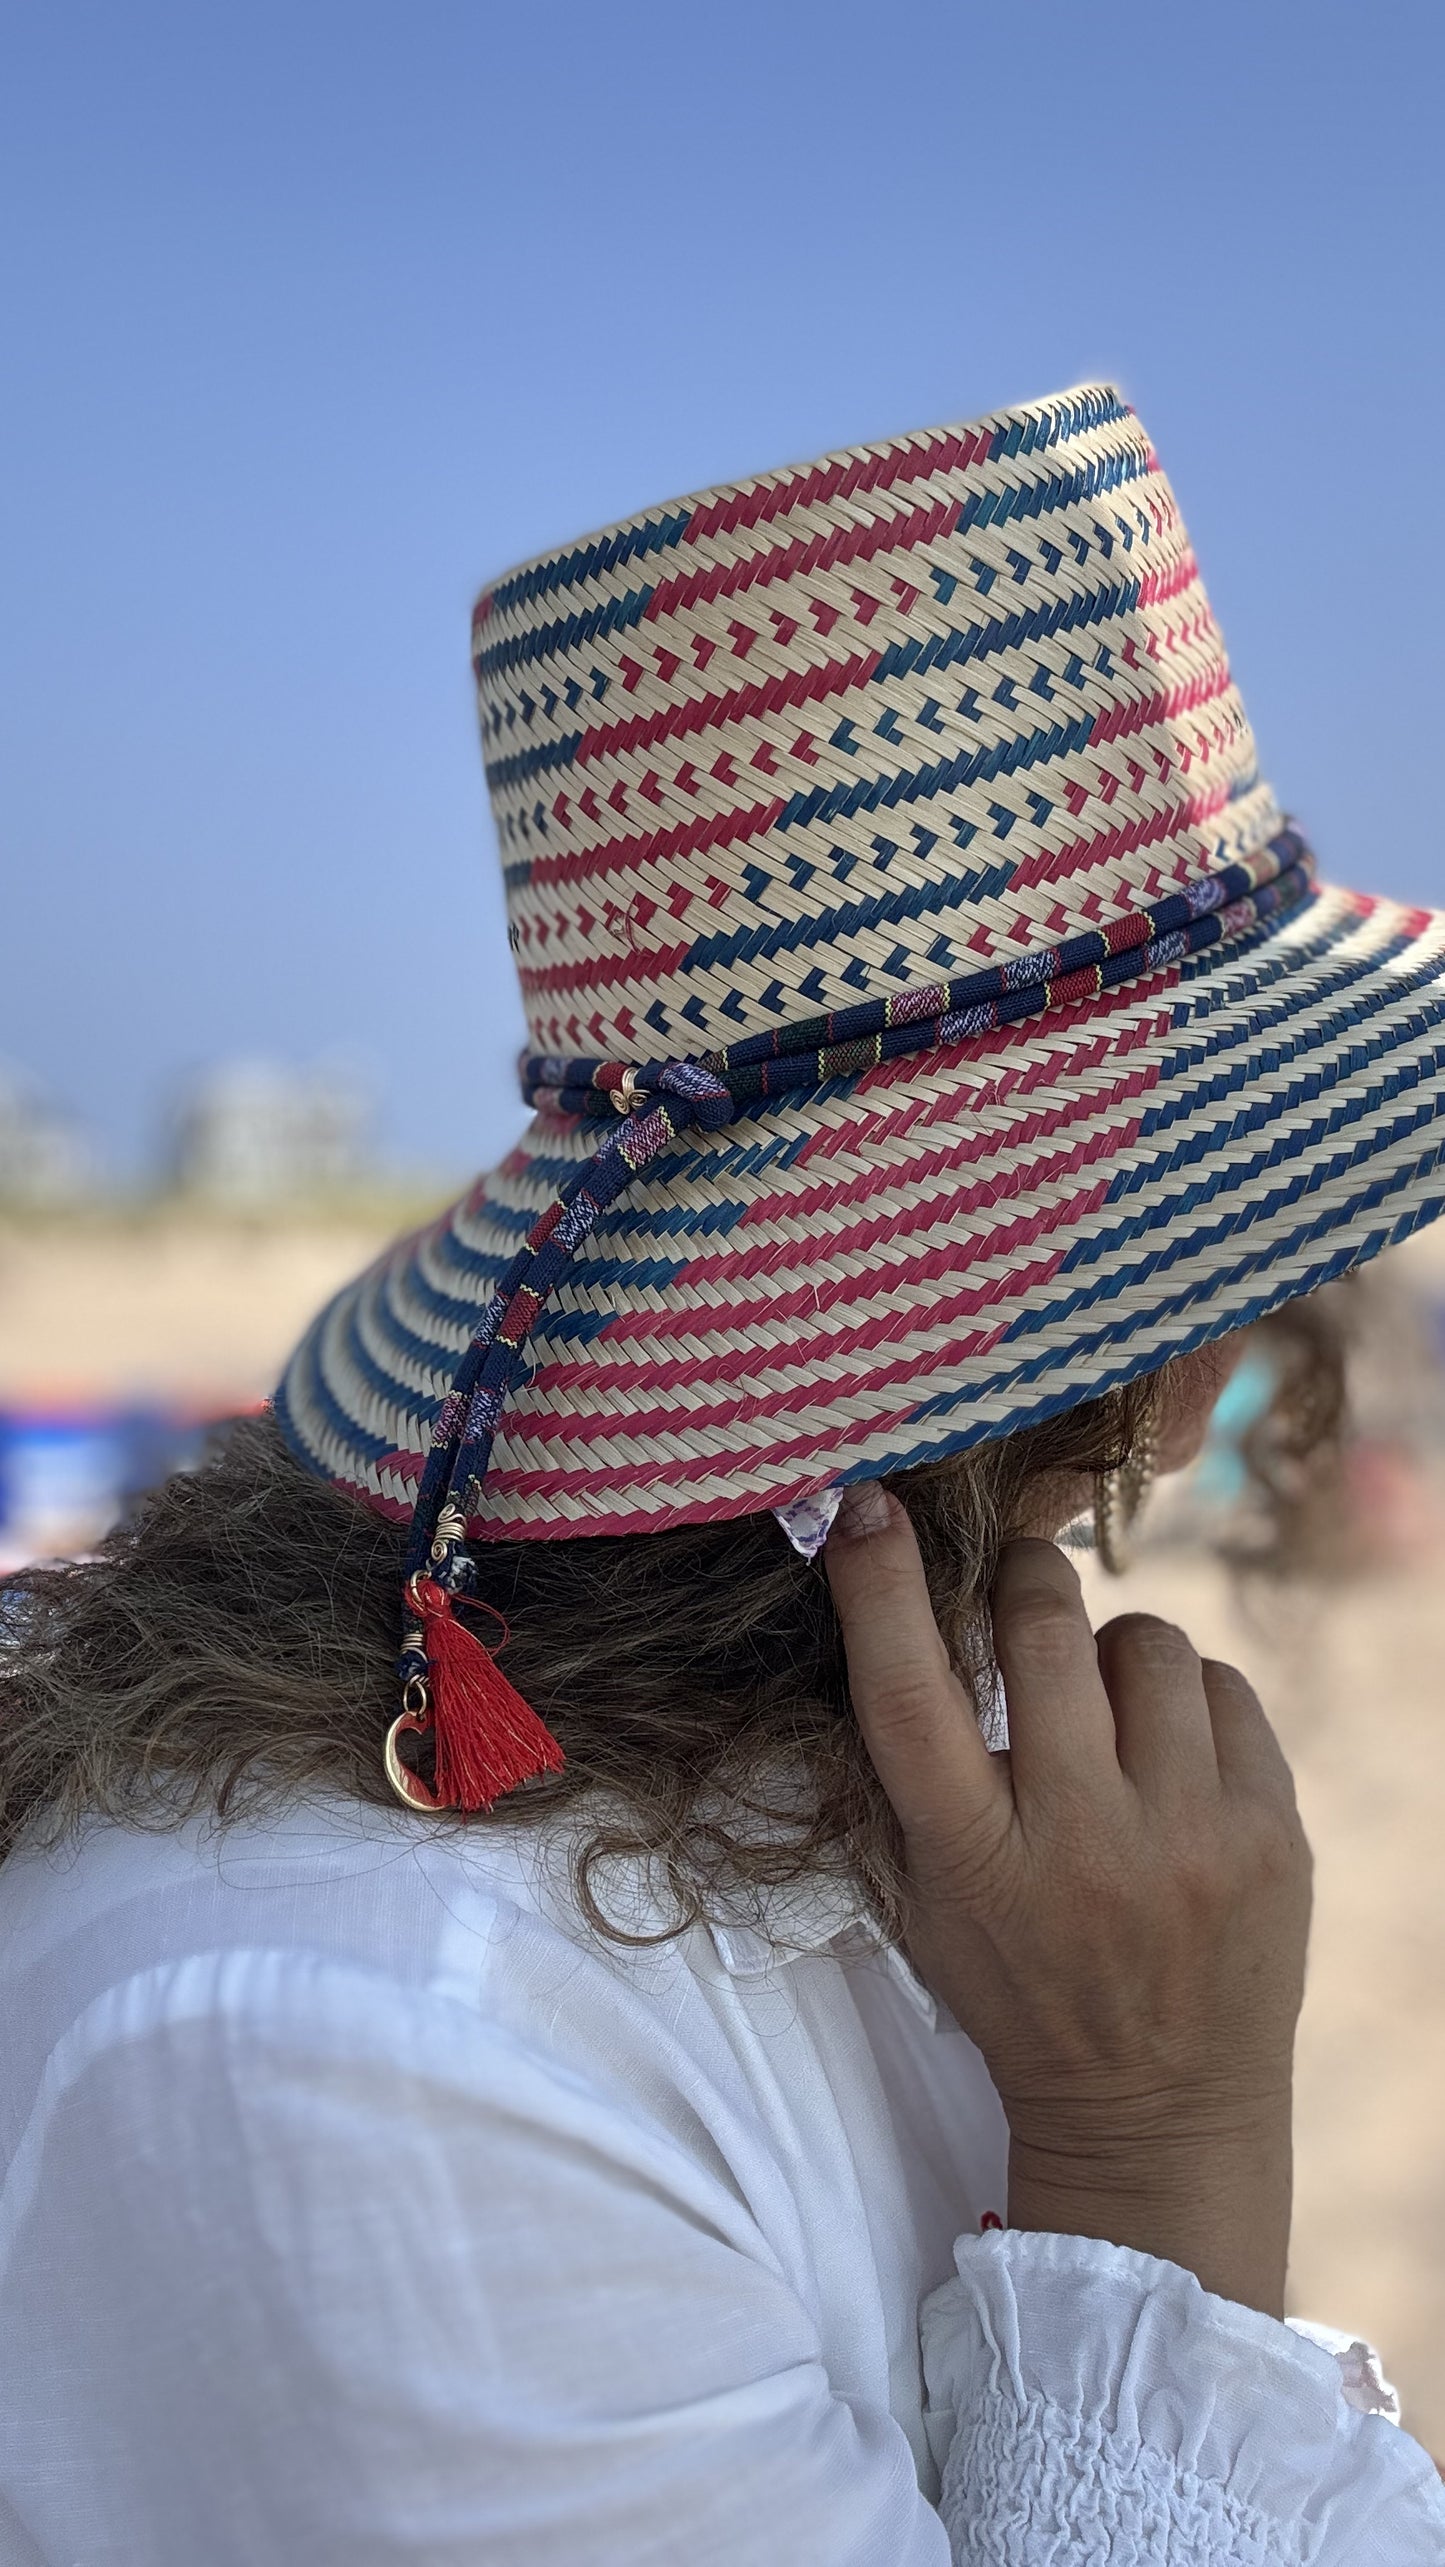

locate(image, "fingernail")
(830, 1480), (893, 1541)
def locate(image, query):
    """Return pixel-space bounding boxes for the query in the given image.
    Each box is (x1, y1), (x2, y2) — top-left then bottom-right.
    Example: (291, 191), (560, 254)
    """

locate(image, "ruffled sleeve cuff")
(920, 2229), (1444, 2563)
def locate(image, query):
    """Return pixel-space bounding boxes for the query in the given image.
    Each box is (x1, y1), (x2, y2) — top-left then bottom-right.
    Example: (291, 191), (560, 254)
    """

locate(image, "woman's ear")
(1154, 1333), (1252, 1475)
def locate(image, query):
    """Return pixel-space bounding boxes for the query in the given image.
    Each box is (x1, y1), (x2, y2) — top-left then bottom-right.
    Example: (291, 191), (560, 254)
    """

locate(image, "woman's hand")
(825, 1488), (1312, 2317)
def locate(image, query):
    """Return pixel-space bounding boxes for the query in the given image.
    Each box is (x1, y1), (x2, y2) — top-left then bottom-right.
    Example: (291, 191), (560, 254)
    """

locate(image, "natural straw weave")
(277, 383), (1445, 1538)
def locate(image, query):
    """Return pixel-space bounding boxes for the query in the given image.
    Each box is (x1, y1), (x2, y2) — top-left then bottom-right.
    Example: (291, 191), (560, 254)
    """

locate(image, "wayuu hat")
(276, 380), (1445, 1808)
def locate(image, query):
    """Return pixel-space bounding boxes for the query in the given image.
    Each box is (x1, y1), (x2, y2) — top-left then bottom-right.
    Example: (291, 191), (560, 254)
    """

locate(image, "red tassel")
(409, 1576), (565, 1812)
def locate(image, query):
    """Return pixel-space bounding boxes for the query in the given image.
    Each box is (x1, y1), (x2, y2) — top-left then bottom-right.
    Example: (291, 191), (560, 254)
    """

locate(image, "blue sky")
(5, 0), (1443, 1180)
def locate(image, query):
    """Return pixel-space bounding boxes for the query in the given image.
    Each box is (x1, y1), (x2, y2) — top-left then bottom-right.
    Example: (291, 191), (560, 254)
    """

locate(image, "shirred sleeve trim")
(920, 2228), (1445, 2563)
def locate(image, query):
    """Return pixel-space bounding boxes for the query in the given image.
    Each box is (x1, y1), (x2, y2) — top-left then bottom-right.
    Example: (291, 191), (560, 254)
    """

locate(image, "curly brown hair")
(0, 1298), (1346, 1942)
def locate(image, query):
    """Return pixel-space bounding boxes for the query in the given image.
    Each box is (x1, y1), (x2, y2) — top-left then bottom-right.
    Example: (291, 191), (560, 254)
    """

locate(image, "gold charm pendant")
(383, 1705), (444, 1810)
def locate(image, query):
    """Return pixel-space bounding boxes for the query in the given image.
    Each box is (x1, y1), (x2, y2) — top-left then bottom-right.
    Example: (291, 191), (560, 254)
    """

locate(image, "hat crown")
(474, 384), (1278, 1063)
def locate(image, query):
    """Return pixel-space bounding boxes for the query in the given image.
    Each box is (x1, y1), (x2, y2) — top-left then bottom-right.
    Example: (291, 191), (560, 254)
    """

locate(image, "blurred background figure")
(167, 1060), (372, 1206)
(0, 1066), (90, 1207)
(4, 0), (1444, 2449)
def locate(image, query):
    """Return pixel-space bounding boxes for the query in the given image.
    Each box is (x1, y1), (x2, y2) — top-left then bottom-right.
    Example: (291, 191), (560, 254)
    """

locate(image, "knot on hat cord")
(383, 829), (1315, 1816)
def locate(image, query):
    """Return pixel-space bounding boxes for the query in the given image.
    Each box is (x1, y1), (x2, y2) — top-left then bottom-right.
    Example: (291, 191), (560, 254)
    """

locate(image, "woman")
(3, 383), (1443, 2560)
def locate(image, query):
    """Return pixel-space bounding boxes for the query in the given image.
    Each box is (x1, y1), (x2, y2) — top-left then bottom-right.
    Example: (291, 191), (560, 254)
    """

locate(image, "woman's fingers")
(824, 1484), (1004, 1842)
(991, 1539), (1123, 1805)
(1201, 1656), (1298, 1804)
(1094, 1612), (1222, 1800)
(826, 1495), (1293, 1889)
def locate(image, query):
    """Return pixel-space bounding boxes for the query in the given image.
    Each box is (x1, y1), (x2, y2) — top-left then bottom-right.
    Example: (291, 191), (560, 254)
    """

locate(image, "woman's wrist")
(1005, 2103), (1293, 2318)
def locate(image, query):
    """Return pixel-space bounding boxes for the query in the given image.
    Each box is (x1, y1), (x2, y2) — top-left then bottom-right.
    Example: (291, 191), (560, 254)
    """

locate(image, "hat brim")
(276, 877), (1445, 1537)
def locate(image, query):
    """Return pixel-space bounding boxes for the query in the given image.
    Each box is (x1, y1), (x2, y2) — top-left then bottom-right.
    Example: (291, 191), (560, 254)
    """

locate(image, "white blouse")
(0, 1795), (1439, 2564)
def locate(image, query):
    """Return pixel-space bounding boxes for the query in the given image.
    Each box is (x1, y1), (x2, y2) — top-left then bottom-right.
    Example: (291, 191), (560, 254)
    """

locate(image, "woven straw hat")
(278, 382), (1445, 1568)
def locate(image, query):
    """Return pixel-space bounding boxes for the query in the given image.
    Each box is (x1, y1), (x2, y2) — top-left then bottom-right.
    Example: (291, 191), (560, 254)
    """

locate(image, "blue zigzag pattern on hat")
(481, 440), (1153, 790)
(484, 508), (694, 622)
(478, 386), (1132, 630)
(474, 585), (656, 684)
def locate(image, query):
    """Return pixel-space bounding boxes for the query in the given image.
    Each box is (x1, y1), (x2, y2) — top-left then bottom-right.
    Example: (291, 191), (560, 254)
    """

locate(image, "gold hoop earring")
(1094, 1414), (1158, 1577)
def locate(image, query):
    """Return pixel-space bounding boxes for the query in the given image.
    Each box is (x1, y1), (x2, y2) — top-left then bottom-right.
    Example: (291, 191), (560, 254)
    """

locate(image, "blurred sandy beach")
(3, 1204), (1444, 2445)
(0, 1204), (434, 1408)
